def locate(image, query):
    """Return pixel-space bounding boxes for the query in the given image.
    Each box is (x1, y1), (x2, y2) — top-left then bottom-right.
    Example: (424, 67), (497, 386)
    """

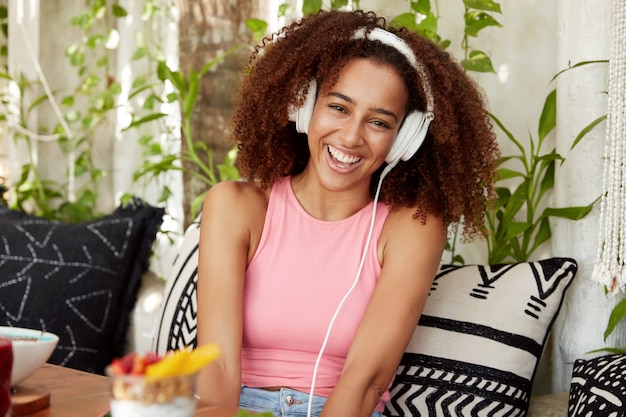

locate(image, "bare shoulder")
(379, 206), (447, 270)
(202, 180), (269, 261)
(203, 180), (269, 220)
(383, 206), (446, 240)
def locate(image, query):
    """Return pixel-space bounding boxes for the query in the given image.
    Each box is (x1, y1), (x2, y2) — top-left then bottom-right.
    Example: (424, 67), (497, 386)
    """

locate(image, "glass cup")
(108, 372), (197, 417)
(0, 337), (12, 417)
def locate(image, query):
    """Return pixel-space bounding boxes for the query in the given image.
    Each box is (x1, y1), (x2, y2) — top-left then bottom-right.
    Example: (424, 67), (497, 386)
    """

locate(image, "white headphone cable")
(306, 167), (391, 417)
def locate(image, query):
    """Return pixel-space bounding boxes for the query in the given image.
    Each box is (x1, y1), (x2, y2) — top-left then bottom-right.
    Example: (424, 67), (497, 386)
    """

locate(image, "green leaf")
(417, 13), (439, 41)
(112, 4), (128, 17)
(278, 4), (292, 17)
(501, 179), (528, 227)
(164, 66), (187, 93)
(461, 50), (495, 73)
(550, 59), (609, 83)
(198, 44), (242, 77)
(411, 0), (431, 15)
(571, 114), (606, 150)
(528, 217), (552, 256)
(541, 203), (595, 221)
(133, 46), (148, 60)
(537, 156), (555, 202)
(504, 221), (530, 240)
(302, 0), (323, 16)
(497, 167), (524, 180)
(464, 11), (502, 37)
(183, 69), (200, 117)
(331, 0), (349, 9)
(123, 113), (167, 130)
(246, 18), (268, 42)
(489, 112), (525, 154)
(604, 298), (626, 341)
(464, 0), (502, 13)
(390, 13), (419, 32)
(538, 89), (557, 140)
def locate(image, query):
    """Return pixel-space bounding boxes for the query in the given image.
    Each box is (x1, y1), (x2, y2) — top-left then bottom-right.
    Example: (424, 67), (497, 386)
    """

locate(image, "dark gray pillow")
(0, 199), (164, 374)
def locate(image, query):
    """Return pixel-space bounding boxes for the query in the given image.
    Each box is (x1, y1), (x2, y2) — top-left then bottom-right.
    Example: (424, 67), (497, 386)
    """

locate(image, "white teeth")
(328, 146), (361, 164)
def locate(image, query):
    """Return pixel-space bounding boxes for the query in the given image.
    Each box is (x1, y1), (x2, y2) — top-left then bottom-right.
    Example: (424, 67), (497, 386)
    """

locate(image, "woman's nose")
(339, 118), (364, 147)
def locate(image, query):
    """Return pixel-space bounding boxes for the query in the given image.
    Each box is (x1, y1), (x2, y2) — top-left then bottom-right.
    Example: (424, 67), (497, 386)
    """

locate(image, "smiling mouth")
(327, 145), (362, 166)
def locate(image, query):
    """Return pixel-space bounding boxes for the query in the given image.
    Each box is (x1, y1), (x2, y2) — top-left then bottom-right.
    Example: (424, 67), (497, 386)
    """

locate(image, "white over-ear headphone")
(288, 27), (435, 170)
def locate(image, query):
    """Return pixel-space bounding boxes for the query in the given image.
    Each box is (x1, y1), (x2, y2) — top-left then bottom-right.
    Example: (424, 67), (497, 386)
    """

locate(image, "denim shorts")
(239, 385), (384, 417)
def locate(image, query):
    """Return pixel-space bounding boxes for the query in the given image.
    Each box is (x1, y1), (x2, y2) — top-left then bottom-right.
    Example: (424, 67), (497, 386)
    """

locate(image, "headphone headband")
(352, 27), (434, 113)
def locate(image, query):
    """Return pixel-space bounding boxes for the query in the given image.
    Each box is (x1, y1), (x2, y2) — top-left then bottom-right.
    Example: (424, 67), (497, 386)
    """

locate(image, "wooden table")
(11, 364), (242, 417)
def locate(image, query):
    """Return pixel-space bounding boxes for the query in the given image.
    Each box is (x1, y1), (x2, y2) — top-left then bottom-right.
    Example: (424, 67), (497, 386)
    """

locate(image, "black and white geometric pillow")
(568, 353), (626, 417)
(0, 199), (164, 374)
(152, 213), (202, 355)
(385, 258), (578, 417)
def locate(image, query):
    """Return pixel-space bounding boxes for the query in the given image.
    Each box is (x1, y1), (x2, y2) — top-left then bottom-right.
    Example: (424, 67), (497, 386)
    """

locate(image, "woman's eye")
(329, 105), (346, 113)
(372, 120), (391, 129)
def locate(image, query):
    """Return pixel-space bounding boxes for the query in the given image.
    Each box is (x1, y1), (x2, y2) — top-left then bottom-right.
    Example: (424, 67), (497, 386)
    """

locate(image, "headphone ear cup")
(385, 110), (434, 168)
(288, 79), (317, 134)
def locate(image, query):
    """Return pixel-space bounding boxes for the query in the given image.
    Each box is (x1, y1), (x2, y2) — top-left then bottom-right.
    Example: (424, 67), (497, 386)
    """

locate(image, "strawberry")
(130, 356), (148, 375)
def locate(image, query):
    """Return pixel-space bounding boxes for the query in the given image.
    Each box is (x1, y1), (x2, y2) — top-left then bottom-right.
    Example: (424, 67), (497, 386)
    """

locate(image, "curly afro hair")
(230, 9), (500, 239)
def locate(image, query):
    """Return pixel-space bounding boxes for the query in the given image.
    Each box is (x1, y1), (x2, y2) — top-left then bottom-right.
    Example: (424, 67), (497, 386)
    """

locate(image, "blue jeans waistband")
(239, 385), (383, 417)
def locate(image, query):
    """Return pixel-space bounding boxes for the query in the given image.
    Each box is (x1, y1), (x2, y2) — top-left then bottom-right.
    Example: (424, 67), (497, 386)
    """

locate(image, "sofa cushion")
(0, 199), (164, 374)
(568, 353), (626, 417)
(385, 258), (577, 417)
(153, 213), (201, 355)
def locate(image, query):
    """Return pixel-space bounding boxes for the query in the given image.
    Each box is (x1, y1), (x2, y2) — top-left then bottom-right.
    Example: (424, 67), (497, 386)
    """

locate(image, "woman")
(196, 9), (499, 417)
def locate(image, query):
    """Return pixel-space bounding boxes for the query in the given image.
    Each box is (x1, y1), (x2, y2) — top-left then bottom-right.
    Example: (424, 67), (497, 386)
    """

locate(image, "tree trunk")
(178, 0), (268, 226)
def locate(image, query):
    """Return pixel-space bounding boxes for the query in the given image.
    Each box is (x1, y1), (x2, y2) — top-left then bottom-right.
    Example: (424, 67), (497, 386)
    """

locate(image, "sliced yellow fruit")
(145, 349), (191, 378)
(178, 343), (221, 375)
(145, 343), (220, 378)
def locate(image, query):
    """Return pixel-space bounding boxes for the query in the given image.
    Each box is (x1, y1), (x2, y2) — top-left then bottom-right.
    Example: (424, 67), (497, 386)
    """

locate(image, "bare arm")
(195, 180), (267, 407)
(321, 207), (446, 417)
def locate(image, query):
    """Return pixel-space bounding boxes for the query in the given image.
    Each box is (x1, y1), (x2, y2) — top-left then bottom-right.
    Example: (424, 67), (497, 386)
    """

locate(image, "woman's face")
(306, 58), (408, 194)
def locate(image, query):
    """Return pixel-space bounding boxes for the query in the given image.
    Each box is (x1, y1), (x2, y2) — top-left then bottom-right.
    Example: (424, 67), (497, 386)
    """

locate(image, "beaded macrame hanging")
(592, 0), (626, 294)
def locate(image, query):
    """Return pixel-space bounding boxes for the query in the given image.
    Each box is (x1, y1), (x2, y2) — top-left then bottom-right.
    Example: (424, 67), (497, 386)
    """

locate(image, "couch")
(150, 215), (582, 417)
(0, 204), (619, 416)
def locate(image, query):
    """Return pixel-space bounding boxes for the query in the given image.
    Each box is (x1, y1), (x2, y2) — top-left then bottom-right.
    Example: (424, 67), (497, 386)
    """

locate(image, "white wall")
(552, 0), (622, 393)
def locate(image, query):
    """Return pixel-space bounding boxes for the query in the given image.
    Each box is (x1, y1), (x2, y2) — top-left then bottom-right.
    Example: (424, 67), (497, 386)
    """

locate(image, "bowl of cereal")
(0, 326), (59, 386)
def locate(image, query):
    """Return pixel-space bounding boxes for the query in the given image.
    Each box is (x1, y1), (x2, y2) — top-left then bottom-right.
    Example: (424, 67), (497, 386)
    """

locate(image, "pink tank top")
(241, 176), (391, 410)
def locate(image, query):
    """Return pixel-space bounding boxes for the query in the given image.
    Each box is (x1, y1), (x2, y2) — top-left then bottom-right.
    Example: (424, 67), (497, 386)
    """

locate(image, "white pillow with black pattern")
(152, 213), (202, 355)
(384, 258), (578, 417)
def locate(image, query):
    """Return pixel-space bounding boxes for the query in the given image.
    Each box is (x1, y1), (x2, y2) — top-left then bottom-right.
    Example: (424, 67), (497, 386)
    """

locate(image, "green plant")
(3, 0), (171, 222)
(3, 0), (221, 224)
(482, 90), (595, 264)
(127, 52), (243, 218)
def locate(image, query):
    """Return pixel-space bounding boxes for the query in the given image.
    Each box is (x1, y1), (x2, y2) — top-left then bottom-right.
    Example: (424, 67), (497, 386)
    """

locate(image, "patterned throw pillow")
(568, 353), (626, 417)
(153, 213), (201, 355)
(152, 222), (577, 416)
(385, 258), (578, 417)
(0, 199), (164, 374)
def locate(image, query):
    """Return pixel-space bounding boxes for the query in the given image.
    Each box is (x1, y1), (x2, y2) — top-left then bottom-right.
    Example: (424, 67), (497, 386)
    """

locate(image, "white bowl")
(0, 326), (59, 386)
